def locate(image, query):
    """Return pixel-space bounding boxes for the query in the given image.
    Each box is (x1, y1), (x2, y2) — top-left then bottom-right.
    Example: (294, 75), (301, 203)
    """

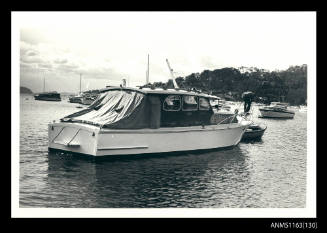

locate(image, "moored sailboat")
(34, 73), (61, 101)
(34, 91), (61, 101)
(69, 74), (83, 103)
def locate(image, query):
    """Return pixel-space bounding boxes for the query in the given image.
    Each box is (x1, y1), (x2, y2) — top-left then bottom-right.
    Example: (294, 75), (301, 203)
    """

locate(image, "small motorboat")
(259, 102), (295, 119)
(241, 123), (267, 141)
(69, 94), (83, 104)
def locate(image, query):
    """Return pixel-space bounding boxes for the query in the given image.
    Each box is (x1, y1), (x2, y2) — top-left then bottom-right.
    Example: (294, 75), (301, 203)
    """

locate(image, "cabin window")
(163, 95), (181, 111)
(199, 97), (210, 110)
(182, 95), (198, 111)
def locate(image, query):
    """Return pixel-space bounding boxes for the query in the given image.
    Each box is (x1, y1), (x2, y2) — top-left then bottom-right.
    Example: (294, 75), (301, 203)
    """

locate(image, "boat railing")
(216, 109), (253, 129)
(216, 109), (238, 125)
(216, 115), (235, 125)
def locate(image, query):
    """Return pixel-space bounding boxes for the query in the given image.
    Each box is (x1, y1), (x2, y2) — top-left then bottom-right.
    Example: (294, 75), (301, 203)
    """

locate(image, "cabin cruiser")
(68, 94), (83, 104)
(48, 87), (251, 157)
(34, 91), (61, 101)
(259, 102), (295, 119)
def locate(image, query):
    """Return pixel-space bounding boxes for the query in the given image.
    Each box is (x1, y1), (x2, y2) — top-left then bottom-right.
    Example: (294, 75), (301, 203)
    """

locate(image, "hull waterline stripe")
(52, 141), (80, 147)
(98, 125), (246, 134)
(259, 116), (294, 119)
(97, 145), (149, 150)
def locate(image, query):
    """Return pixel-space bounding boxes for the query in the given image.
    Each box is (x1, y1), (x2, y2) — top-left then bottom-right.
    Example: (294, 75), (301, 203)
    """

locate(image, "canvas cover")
(61, 90), (152, 129)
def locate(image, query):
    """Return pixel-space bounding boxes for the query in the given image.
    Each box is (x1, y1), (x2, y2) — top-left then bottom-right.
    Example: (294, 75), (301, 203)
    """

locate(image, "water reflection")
(47, 147), (248, 208)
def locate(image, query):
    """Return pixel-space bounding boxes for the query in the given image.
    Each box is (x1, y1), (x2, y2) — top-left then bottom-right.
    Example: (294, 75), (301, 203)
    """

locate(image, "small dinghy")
(241, 123), (267, 141)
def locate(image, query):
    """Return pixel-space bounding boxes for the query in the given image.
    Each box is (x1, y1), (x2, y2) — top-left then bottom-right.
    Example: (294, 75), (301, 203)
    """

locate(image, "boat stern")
(48, 122), (100, 156)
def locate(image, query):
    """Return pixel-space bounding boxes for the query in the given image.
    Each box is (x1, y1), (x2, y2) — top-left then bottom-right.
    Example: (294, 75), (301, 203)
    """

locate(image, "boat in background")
(68, 94), (83, 104)
(210, 97), (232, 112)
(220, 104), (231, 112)
(69, 92), (99, 105)
(259, 102), (295, 119)
(34, 72), (61, 101)
(299, 105), (307, 112)
(81, 93), (98, 105)
(80, 90), (100, 105)
(34, 91), (61, 101)
(69, 74), (84, 104)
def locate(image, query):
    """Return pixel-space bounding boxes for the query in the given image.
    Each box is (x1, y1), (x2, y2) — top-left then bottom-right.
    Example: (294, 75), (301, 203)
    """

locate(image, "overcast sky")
(14, 11), (316, 93)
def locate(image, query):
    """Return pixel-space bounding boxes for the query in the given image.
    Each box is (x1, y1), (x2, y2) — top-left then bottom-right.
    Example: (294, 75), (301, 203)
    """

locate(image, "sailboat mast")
(146, 54), (149, 84)
(43, 73), (45, 92)
(80, 74), (82, 94)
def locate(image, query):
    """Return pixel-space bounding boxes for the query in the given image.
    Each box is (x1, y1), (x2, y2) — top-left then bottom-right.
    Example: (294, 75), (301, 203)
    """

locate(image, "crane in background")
(166, 59), (179, 89)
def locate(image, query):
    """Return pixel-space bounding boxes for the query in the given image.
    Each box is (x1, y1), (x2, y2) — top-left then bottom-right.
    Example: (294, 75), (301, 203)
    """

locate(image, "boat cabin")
(61, 87), (231, 129)
(269, 102), (290, 110)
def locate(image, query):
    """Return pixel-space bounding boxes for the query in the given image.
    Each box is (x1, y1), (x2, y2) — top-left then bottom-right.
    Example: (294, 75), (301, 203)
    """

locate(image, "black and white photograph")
(12, 11), (316, 219)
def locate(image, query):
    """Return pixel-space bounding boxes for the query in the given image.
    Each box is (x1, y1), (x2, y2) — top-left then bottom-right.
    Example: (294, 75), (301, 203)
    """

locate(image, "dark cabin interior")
(148, 94), (213, 128)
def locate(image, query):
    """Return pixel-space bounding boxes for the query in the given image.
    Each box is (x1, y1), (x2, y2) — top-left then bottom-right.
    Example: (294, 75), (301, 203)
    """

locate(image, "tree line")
(142, 64), (307, 105)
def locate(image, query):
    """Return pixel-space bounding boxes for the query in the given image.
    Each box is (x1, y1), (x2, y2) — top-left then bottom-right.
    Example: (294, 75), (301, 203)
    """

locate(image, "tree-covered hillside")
(143, 64), (307, 105)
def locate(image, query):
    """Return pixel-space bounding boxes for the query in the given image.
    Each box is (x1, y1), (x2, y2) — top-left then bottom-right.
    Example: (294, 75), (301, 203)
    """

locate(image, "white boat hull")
(48, 122), (249, 157)
(259, 109), (295, 118)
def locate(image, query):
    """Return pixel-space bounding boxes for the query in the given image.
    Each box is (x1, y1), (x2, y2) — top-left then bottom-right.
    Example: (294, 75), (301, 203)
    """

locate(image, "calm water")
(19, 94), (307, 208)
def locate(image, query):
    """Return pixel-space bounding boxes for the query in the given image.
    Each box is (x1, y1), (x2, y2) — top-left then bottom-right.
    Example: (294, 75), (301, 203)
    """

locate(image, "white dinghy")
(48, 87), (251, 157)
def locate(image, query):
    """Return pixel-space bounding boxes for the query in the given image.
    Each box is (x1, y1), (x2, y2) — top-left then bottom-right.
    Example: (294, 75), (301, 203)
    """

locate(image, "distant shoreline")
(20, 86), (33, 94)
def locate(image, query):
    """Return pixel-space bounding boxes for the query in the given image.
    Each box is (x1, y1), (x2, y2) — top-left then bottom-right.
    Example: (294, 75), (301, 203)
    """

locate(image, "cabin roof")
(99, 86), (220, 99)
